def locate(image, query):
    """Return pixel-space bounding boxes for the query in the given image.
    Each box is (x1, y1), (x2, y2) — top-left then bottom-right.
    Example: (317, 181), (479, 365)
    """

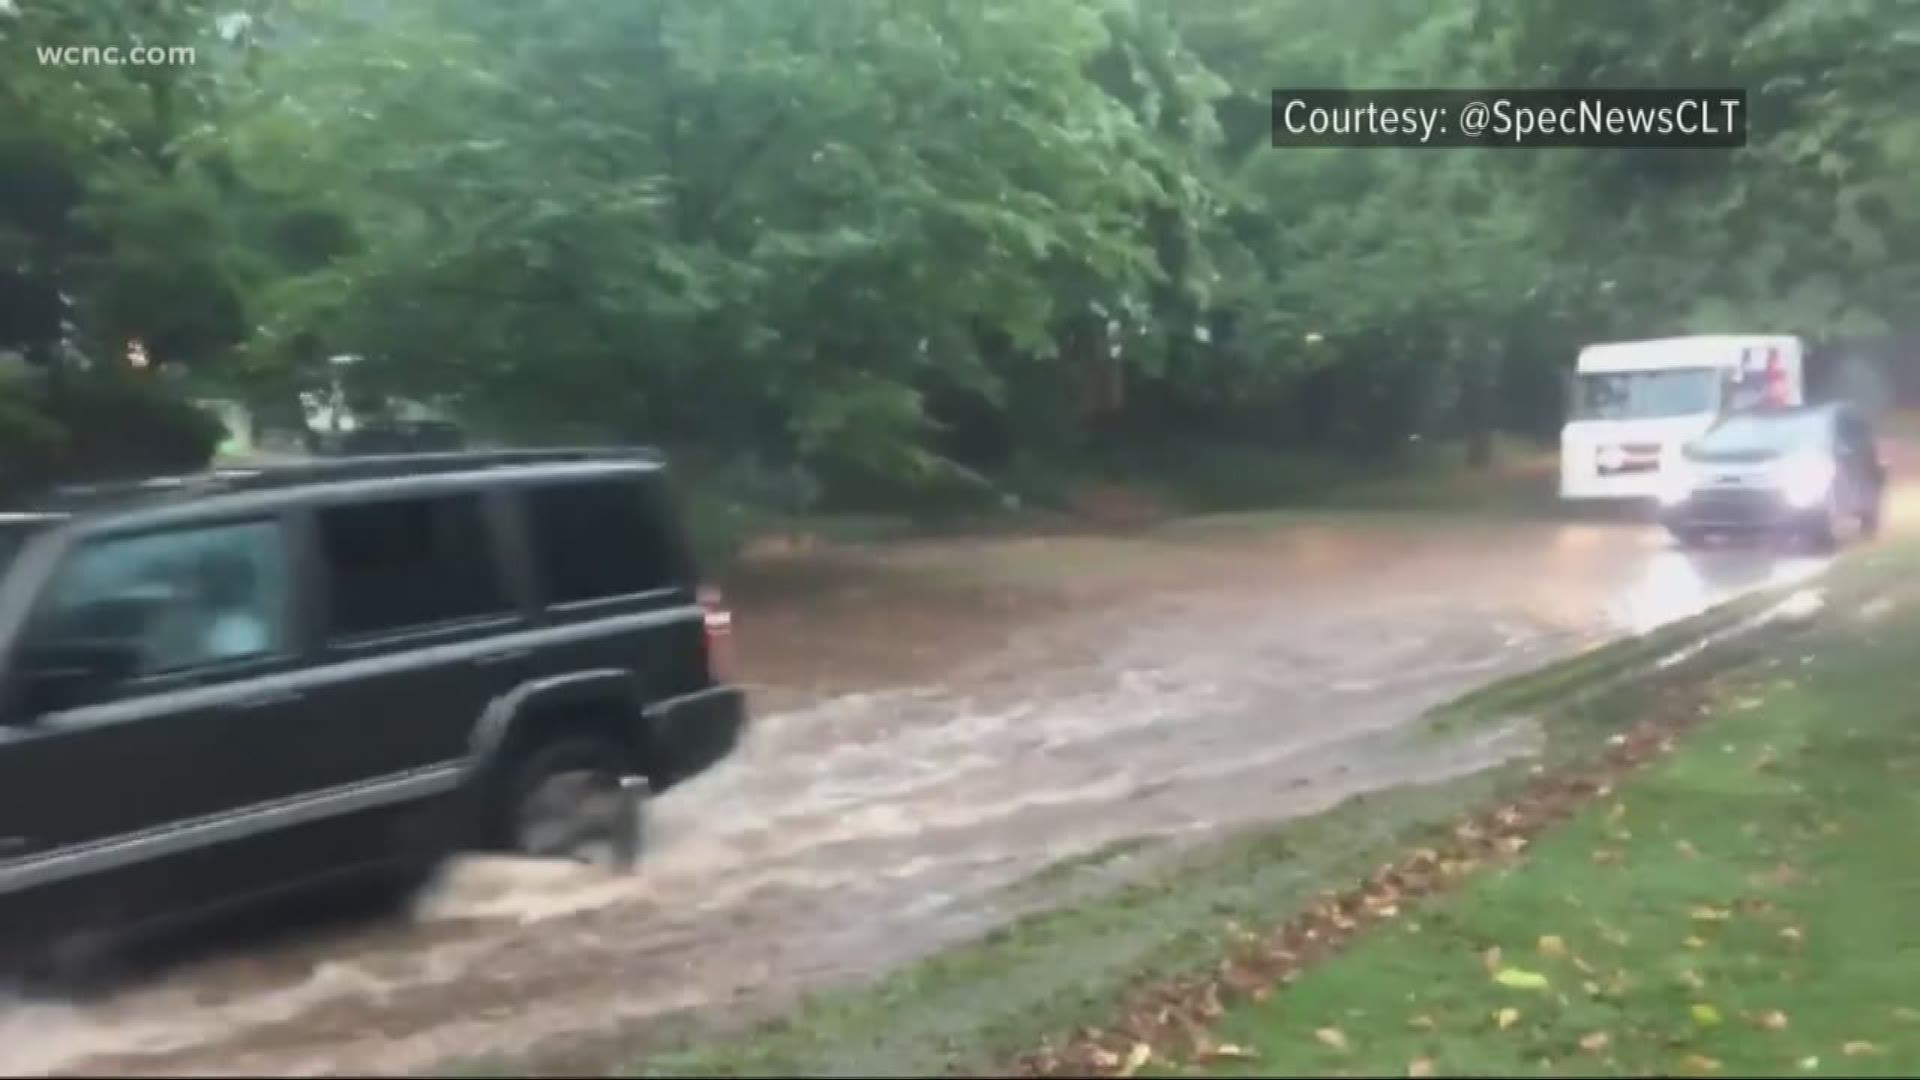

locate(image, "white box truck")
(1560, 334), (1805, 502)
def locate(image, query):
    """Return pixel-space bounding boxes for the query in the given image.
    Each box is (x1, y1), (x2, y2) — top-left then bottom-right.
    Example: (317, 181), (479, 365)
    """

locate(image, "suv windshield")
(1690, 409), (1830, 458)
(1573, 368), (1721, 421)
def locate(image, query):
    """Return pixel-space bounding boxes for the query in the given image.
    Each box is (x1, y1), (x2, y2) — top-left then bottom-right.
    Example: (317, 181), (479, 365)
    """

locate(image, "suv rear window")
(317, 491), (509, 639)
(523, 474), (689, 605)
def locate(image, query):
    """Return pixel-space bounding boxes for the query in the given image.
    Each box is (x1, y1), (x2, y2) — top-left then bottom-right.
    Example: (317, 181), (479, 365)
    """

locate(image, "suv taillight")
(699, 586), (733, 684)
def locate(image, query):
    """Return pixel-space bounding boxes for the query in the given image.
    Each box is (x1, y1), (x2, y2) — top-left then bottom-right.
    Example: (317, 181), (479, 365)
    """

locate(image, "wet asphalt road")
(0, 500), (1884, 1076)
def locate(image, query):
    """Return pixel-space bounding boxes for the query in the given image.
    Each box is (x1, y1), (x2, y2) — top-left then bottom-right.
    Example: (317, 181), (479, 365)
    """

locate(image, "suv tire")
(1862, 495), (1884, 539)
(501, 735), (645, 870)
(1806, 493), (1847, 553)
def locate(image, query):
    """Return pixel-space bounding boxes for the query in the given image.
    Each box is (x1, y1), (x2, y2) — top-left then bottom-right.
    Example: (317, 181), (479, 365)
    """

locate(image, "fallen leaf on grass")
(1117, 1042), (1152, 1077)
(1495, 968), (1551, 991)
(1677, 840), (1701, 860)
(1780, 927), (1805, 944)
(1692, 1003), (1723, 1027)
(1690, 906), (1732, 922)
(1538, 934), (1567, 957)
(1200, 1044), (1257, 1063)
(1759, 1010), (1790, 1030)
(1684, 935), (1708, 949)
(1408, 1057), (1435, 1078)
(1677, 969), (1707, 991)
(1316, 1027), (1349, 1051)
(1681, 1053), (1723, 1073)
(1495, 1007), (1521, 1030)
(1799, 1056), (1819, 1070)
(1842, 1040), (1881, 1056)
(1408, 1014), (1436, 1031)
(1580, 1032), (1611, 1053)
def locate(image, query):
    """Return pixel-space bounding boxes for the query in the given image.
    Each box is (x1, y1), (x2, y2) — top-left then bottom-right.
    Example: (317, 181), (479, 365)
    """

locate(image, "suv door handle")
(233, 691), (304, 711)
(473, 649), (530, 667)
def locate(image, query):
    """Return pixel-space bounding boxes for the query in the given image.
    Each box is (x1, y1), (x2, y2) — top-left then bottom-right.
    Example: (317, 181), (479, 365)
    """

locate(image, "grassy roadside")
(584, 545), (1848, 1078)
(1093, 546), (1920, 1078)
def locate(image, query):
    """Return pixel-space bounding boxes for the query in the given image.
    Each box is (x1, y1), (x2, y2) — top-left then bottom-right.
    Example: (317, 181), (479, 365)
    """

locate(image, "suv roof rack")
(46, 446), (664, 507)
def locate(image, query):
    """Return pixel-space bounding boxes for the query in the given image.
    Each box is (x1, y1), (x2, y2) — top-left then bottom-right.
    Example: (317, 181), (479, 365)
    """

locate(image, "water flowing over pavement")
(0, 510), (1855, 1076)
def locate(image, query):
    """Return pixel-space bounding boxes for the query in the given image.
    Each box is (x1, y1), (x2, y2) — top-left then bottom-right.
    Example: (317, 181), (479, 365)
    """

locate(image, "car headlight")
(1776, 453), (1836, 508)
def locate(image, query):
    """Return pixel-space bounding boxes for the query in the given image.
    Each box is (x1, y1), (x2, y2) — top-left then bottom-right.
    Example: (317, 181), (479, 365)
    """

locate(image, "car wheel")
(1807, 494), (1846, 552)
(504, 737), (645, 870)
(1862, 495), (1884, 538)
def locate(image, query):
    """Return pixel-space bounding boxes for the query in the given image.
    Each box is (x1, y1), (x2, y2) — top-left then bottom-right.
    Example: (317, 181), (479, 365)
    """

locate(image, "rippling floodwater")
(0, 516), (1836, 1076)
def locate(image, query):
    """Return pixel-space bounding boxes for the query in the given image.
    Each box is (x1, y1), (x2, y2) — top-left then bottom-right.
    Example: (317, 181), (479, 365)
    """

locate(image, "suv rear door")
(510, 469), (708, 704)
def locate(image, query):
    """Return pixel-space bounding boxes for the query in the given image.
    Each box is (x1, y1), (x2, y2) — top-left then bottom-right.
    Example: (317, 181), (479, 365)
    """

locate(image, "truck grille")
(1597, 443), (1662, 476)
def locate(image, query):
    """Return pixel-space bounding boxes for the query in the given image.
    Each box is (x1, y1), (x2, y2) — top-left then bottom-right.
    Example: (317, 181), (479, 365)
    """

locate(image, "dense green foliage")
(0, 372), (223, 495)
(4, 0), (1919, 500)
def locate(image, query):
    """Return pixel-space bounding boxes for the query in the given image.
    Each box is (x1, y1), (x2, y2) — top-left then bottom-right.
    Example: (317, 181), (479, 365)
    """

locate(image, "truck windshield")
(1573, 368), (1720, 421)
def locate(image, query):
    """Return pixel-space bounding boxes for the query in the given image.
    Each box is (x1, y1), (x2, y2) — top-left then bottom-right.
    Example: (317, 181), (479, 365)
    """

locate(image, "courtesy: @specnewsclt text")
(1270, 89), (1747, 149)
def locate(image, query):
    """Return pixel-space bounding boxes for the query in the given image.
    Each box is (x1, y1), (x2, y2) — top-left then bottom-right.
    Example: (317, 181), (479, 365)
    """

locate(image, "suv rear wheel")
(503, 736), (645, 869)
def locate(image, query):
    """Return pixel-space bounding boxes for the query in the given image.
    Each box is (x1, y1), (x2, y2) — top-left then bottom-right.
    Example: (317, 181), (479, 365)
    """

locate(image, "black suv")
(0, 449), (745, 970)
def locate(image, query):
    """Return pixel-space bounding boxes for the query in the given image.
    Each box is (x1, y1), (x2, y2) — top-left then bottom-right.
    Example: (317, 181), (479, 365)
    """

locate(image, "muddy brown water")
(0, 500), (1883, 1076)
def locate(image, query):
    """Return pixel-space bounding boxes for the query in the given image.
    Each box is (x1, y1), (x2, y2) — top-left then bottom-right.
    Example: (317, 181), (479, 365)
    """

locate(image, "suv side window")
(32, 520), (291, 680)
(317, 491), (509, 640)
(524, 475), (686, 606)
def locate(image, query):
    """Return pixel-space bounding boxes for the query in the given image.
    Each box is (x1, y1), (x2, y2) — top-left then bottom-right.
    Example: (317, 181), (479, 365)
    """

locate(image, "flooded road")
(0, 511), (1849, 1076)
